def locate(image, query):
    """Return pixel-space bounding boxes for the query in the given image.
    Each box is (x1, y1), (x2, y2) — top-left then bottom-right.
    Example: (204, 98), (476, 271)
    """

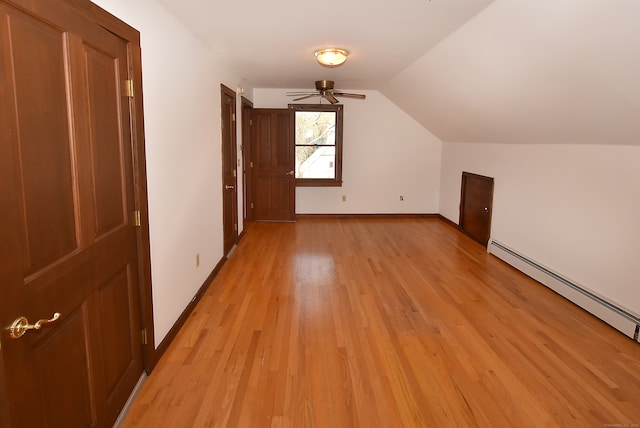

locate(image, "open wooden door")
(459, 172), (494, 247)
(221, 85), (238, 255)
(0, 0), (151, 426)
(253, 108), (296, 221)
(242, 97), (254, 222)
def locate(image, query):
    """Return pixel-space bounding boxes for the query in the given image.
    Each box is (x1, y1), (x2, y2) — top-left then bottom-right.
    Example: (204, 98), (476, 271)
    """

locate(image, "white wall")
(440, 142), (640, 316)
(253, 89), (442, 214)
(91, 0), (249, 346)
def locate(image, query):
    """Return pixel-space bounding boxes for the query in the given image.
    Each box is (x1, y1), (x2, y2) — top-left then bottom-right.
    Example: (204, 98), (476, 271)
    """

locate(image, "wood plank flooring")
(123, 218), (640, 427)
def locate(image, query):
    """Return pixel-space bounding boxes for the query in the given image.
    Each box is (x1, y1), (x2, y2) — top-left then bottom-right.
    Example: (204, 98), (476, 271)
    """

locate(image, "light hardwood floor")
(123, 218), (640, 427)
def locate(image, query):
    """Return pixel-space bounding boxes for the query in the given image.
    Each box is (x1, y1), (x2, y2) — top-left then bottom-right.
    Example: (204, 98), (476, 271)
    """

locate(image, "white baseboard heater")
(488, 240), (640, 343)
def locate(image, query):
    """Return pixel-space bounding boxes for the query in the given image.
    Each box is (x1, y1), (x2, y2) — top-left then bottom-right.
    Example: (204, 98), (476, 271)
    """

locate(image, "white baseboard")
(488, 240), (640, 343)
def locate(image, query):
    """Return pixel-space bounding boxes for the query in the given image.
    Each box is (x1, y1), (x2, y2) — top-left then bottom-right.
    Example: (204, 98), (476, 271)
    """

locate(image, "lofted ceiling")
(156, 0), (494, 89)
(156, 0), (640, 145)
(382, 0), (640, 144)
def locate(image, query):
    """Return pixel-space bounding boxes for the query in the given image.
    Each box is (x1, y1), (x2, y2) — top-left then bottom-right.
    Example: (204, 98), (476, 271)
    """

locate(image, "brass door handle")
(9, 312), (61, 339)
(286, 170), (295, 176)
(225, 185), (235, 190)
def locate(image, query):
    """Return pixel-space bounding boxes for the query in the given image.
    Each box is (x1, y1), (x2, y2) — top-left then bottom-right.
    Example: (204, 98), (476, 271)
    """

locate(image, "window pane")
(290, 103), (343, 187)
(295, 111), (336, 146)
(296, 146), (335, 179)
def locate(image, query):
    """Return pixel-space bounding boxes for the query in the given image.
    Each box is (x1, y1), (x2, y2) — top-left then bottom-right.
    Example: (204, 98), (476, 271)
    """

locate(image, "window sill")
(295, 179), (343, 187)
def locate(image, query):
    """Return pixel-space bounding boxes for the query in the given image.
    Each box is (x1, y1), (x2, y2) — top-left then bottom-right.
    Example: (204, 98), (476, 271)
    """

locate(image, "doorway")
(459, 172), (494, 247)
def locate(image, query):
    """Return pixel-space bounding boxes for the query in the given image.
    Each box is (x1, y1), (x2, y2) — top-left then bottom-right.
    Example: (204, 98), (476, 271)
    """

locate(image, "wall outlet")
(342, 195), (347, 202)
(196, 253), (200, 267)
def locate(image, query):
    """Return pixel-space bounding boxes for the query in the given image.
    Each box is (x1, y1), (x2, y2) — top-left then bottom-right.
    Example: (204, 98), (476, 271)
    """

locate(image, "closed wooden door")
(221, 85), (238, 255)
(459, 172), (494, 247)
(0, 1), (145, 426)
(253, 108), (296, 221)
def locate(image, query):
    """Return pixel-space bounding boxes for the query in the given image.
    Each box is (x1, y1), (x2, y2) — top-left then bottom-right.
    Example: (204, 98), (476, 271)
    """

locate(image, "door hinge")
(133, 210), (141, 227)
(250, 119), (252, 126)
(234, 223), (237, 232)
(232, 170), (236, 178)
(250, 161), (253, 168)
(124, 79), (134, 98)
(141, 328), (148, 345)
(232, 113), (236, 121)
(250, 202), (254, 209)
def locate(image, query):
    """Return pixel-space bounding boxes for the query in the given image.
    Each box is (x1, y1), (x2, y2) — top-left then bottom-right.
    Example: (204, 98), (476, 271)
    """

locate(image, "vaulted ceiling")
(157, 0), (640, 145)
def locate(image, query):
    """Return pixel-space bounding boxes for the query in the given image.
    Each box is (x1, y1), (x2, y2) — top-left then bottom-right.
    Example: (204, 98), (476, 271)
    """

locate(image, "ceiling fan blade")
(324, 93), (339, 104)
(293, 94), (320, 101)
(333, 92), (366, 99)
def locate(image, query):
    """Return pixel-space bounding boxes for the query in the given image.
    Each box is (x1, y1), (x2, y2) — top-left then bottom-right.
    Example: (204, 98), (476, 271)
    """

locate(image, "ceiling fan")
(288, 80), (366, 104)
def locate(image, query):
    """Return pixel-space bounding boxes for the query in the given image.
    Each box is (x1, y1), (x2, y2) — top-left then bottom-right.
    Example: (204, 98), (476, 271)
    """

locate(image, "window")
(290, 104), (343, 187)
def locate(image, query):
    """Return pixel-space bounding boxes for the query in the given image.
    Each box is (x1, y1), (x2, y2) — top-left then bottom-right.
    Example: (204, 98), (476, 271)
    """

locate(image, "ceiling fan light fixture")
(314, 48), (349, 67)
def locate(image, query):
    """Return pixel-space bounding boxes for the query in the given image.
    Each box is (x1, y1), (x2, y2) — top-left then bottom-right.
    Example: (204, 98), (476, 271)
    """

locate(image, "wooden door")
(459, 172), (494, 247)
(253, 108), (296, 221)
(221, 85), (238, 255)
(0, 1), (146, 426)
(241, 97), (254, 222)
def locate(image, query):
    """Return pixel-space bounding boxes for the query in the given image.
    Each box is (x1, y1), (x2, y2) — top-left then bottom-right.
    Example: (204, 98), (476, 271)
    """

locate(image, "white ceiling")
(156, 0), (494, 89)
(156, 0), (640, 145)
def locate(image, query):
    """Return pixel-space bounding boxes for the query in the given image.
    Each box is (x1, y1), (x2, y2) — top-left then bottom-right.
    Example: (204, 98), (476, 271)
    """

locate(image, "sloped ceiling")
(157, 0), (640, 145)
(381, 0), (640, 144)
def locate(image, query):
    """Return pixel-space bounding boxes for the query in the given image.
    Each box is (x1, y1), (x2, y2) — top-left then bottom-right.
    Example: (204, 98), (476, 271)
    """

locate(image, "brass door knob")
(9, 313), (61, 339)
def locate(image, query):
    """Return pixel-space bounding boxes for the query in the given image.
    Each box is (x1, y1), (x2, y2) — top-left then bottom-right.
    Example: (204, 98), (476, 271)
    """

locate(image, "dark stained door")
(253, 108), (296, 221)
(241, 97), (254, 222)
(0, 1), (144, 426)
(221, 85), (238, 255)
(459, 172), (494, 247)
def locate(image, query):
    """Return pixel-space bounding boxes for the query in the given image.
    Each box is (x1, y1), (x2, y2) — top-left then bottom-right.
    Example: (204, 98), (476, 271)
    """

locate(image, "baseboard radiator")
(488, 240), (640, 343)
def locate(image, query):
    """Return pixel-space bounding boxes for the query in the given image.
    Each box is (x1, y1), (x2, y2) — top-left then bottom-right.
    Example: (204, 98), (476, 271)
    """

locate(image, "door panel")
(0, 1), (143, 426)
(99, 268), (136, 390)
(10, 9), (79, 272)
(253, 108), (295, 221)
(33, 310), (93, 427)
(459, 172), (494, 247)
(85, 43), (129, 237)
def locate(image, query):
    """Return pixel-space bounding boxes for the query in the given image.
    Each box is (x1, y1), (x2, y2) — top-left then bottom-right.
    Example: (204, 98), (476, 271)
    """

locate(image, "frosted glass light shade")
(314, 48), (349, 67)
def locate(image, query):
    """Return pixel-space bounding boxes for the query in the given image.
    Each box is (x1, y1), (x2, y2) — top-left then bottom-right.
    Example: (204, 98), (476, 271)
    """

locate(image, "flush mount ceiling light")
(314, 48), (349, 67)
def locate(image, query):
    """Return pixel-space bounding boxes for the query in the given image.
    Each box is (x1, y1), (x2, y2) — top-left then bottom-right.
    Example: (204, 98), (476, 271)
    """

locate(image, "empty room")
(0, 0), (638, 427)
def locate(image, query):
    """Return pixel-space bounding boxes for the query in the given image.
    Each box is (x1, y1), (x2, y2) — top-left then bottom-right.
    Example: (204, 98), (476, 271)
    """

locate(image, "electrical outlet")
(196, 253), (200, 267)
(342, 195), (347, 202)
(400, 195), (404, 201)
